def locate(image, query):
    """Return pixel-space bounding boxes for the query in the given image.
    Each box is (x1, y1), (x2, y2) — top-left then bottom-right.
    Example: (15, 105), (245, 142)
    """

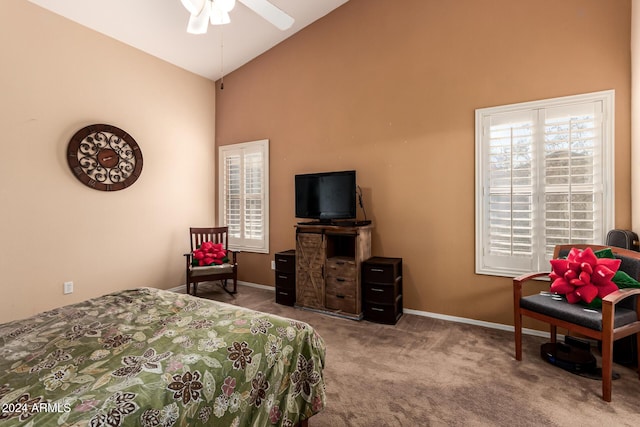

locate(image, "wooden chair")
(184, 227), (238, 296)
(513, 244), (640, 401)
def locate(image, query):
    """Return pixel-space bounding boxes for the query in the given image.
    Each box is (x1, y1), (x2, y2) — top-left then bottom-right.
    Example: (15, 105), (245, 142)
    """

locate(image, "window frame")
(218, 139), (269, 253)
(475, 90), (615, 277)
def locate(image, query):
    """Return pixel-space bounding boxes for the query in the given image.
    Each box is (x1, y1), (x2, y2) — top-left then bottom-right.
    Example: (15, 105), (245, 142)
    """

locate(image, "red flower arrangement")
(549, 247), (621, 304)
(192, 241), (229, 266)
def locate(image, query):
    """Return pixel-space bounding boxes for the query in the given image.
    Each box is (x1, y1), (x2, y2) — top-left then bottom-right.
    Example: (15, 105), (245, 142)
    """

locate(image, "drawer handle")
(278, 275), (288, 279)
(336, 278), (345, 282)
(278, 291), (289, 296)
(372, 307), (385, 312)
(371, 288), (384, 292)
(371, 268), (384, 272)
(279, 259), (288, 262)
(336, 294), (345, 299)
(336, 261), (344, 265)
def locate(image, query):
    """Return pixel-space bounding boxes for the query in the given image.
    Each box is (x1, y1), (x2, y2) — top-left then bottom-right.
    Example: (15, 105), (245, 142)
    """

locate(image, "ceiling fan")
(180, 0), (295, 34)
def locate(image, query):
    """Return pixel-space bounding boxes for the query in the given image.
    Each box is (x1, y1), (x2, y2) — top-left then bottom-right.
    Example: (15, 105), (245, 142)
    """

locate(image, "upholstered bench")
(513, 244), (640, 402)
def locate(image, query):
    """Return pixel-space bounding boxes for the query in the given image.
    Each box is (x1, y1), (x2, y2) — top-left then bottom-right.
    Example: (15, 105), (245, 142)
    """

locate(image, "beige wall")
(633, 0), (640, 233)
(0, 1), (217, 323)
(216, 0), (632, 326)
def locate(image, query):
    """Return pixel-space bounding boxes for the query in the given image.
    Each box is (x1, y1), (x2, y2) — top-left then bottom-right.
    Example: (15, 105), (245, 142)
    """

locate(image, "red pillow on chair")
(549, 247), (620, 304)
(192, 242), (229, 266)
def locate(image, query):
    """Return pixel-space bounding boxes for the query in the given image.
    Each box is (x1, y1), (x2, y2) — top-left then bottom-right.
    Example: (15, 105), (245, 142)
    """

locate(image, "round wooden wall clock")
(67, 124), (143, 191)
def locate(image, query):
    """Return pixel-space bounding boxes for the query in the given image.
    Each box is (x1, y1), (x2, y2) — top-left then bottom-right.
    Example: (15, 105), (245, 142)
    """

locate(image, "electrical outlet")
(63, 281), (74, 294)
(271, 260), (276, 270)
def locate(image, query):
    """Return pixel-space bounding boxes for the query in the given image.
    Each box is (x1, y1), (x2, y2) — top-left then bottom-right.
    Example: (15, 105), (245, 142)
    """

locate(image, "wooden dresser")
(362, 257), (403, 324)
(295, 223), (372, 320)
(274, 249), (296, 306)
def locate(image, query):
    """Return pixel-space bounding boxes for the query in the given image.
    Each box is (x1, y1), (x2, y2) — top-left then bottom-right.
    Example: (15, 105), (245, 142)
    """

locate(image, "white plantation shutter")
(243, 152), (263, 240)
(475, 91), (613, 276)
(219, 140), (269, 253)
(224, 153), (242, 237)
(542, 103), (602, 256)
(482, 110), (536, 273)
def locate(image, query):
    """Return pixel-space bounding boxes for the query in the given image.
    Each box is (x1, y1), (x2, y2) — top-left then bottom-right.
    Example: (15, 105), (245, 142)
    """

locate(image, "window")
(475, 91), (614, 277)
(219, 139), (269, 253)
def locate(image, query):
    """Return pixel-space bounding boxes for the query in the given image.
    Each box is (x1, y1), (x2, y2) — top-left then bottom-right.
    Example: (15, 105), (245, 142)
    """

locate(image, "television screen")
(295, 170), (356, 221)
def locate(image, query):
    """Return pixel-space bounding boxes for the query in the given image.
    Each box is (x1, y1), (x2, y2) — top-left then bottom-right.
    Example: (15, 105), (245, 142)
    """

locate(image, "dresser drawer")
(325, 273), (358, 314)
(275, 271), (295, 289)
(325, 292), (357, 314)
(364, 297), (402, 324)
(275, 254), (295, 273)
(362, 257), (402, 283)
(275, 288), (295, 306)
(326, 276), (356, 298)
(363, 279), (400, 304)
(326, 256), (356, 279)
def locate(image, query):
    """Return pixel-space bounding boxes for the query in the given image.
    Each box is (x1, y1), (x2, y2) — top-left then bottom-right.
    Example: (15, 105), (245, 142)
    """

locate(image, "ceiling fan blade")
(187, 0), (211, 34)
(181, 0), (206, 15)
(238, 0), (295, 30)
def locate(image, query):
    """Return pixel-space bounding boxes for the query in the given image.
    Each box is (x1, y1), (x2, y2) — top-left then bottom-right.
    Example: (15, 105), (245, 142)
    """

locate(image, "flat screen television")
(295, 170), (356, 222)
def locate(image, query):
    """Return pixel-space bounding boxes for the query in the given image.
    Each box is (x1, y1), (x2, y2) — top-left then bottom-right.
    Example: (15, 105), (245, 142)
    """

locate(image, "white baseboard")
(403, 308), (550, 338)
(167, 281), (274, 294)
(167, 282), (548, 338)
(236, 281), (277, 291)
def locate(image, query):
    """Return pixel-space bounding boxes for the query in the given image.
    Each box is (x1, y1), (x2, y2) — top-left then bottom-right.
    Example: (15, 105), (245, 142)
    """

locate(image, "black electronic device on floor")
(540, 336), (620, 380)
(540, 336), (597, 376)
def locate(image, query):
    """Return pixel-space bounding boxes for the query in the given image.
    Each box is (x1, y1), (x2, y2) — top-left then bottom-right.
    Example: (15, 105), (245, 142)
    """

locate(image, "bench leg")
(514, 309), (523, 361)
(601, 336), (613, 402)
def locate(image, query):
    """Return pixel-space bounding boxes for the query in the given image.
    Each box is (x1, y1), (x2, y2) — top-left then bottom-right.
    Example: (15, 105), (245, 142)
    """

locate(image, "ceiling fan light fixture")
(216, 0), (236, 13)
(181, 0), (294, 34)
(210, 6), (231, 25)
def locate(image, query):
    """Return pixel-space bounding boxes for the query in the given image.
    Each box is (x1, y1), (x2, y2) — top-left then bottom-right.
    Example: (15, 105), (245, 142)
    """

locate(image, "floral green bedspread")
(0, 288), (326, 426)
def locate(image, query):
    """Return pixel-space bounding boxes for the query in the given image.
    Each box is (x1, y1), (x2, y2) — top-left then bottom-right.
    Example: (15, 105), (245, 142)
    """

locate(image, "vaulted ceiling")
(28, 0), (349, 81)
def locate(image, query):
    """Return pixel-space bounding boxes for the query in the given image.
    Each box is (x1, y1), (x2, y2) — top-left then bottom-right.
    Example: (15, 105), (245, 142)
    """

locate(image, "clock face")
(67, 124), (143, 191)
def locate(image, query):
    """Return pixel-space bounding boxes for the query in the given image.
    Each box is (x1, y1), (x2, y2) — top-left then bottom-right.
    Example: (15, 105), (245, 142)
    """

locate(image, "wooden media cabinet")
(295, 223), (372, 320)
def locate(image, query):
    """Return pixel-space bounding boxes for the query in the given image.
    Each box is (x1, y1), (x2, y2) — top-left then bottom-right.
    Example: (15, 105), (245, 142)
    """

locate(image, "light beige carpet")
(195, 283), (640, 426)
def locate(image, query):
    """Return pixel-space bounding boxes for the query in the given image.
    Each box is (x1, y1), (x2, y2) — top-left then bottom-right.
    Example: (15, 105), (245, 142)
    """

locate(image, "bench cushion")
(190, 263), (234, 276)
(520, 293), (637, 331)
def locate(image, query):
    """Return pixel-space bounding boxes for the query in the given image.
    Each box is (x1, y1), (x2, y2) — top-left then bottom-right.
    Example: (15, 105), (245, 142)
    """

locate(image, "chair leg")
(220, 279), (237, 296)
(601, 303), (615, 402)
(193, 283), (198, 297)
(601, 334), (613, 402)
(514, 307), (523, 361)
(636, 333), (640, 381)
(513, 281), (523, 361)
(550, 325), (557, 343)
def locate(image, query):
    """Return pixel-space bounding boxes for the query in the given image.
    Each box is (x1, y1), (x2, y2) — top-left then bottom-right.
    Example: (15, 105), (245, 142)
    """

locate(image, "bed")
(0, 288), (326, 426)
